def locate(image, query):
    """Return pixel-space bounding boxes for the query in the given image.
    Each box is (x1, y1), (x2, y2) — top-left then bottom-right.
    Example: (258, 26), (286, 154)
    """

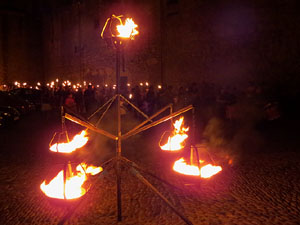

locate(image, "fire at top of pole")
(101, 15), (139, 41)
(116, 18), (139, 38)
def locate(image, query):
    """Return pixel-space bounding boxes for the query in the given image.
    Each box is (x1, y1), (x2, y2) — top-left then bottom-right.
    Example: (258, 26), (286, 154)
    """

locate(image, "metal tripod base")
(102, 155), (193, 225)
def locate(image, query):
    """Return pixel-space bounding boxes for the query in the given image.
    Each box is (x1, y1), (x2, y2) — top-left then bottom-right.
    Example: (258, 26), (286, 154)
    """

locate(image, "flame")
(173, 158), (222, 178)
(117, 18), (139, 38)
(40, 163), (102, 199)
(160, 117), (189, 151)
(50, 130), (89, 153)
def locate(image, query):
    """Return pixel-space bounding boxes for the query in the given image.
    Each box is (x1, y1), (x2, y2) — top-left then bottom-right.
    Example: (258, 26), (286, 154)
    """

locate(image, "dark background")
(1, 0), (300, 90)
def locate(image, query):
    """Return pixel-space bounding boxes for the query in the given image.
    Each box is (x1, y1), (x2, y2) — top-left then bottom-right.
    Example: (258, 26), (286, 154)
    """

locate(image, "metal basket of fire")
(40, 129), (102, 204)
(159, 117), (223, 182)
(172, 143), (223, 183)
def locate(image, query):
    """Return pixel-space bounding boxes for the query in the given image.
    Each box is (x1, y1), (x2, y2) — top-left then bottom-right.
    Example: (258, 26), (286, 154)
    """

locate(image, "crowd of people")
(2, 80), (288, 125)
(34, 81), (278, 121)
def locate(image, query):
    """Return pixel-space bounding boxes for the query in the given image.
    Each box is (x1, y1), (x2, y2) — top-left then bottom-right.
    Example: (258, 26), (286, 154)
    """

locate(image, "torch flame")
(173, 158), (222, 178)
(40, 163), (102, 199)
(50, 130), (89, 153)
(117, 18), (139, 38)
(160, 117), (189, 151)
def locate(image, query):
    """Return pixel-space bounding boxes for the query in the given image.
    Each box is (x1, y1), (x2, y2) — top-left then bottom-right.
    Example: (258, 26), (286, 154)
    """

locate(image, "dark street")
(0, 110), (299, 225)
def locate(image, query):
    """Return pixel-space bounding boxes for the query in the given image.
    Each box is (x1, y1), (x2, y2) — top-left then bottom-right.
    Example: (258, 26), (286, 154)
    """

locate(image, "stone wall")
(2, 0), (299, 90)
(42, 0), (162, 85)
(42, 0), (300, 89)
(0, 4), (44, 84)
(162, 0), (300, 89)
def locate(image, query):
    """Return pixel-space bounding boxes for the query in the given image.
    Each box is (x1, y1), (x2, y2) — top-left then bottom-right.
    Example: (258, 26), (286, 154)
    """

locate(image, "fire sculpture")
(40, 163), (102, 199)
(160, 117), (189, 151)
(50, 130), (88, 153)
(173, 158), (222, 178)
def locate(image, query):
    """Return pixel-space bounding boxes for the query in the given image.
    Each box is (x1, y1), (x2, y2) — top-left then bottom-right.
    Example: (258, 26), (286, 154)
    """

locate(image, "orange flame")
(50, 130), (89, 153)
(40, 163), (102, 199)
(160, 117), (189, 151)
(117, 18), (139, 38)
(173, 158), (222, 178)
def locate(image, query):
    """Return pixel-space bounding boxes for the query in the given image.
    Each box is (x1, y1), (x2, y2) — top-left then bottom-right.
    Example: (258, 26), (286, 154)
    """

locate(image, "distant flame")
(50, 130), (88, 153)
(117, 18), (139, 38)
(40, 163), (102, 199)
(160, 117), (189, 151)
(173, 158), (222, 178)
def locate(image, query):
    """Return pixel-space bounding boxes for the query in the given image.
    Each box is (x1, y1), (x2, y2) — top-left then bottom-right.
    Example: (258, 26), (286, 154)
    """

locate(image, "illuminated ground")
(0, 111), (299, 225)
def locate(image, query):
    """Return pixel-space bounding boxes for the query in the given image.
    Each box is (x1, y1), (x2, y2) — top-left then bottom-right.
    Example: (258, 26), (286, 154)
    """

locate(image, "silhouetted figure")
(74, 88), (85, 114)
(145, 85), (156, 115)
(84, 85), (96, 115)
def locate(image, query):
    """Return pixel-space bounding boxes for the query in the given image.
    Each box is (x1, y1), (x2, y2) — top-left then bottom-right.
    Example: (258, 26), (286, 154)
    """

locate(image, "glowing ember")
(50, 130), (88, 153)
(160, 117), (189, 151)
(117, 18), (139, 38)
(173, 158), (222, 178)
(40, 163), (102, 199)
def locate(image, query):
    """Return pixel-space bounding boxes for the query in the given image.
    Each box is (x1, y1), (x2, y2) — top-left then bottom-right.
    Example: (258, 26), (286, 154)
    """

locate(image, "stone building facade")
(42, 0), (162, 86)
(41, 0), (300, 89)
(1, 0), (299, 90)
(0, 1), (44, 84)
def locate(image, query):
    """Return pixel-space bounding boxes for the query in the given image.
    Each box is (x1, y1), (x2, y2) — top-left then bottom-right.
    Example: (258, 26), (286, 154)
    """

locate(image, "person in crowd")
(144, 85), (156, 115)
(74, 88), (85, 114)
(64, 93), (77, 112)
(84, 85), (96, 115)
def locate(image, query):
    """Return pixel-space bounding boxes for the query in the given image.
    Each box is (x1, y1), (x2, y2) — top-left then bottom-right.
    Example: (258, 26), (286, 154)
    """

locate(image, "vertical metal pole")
(192, 107), (196, 145)
(116, 40), (122, 221)
(192, 108), (201, 170)
(63, 163), (67, 200)
(170, 104), (173, 129)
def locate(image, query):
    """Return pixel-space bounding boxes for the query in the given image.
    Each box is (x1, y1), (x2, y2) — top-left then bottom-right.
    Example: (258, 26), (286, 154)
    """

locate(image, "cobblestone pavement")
(0, 112), (299, 225)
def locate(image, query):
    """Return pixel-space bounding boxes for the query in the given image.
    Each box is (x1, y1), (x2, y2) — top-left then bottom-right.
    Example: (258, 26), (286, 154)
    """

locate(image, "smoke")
(78, 103), (146, 165)
(202, 100), (265, 164)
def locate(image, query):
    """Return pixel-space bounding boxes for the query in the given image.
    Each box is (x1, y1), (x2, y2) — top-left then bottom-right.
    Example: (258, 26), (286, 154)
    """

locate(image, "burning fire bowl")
(43, 193), (87, 207)
(49, 150), (84, 163)
(173, 166), (223, 184)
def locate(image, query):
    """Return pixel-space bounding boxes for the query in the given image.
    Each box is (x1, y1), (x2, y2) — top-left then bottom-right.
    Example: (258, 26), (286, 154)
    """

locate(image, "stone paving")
(0, 112), (300, 225)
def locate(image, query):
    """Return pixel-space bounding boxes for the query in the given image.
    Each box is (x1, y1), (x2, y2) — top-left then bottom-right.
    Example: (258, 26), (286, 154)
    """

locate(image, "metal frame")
(64, 96), (193, 224)
(61, 18), (194, 224)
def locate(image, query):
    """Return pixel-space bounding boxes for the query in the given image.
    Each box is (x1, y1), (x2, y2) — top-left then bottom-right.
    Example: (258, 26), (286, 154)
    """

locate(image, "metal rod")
(121, 157), (183, 191)
(63, 163), (67, 200)
(192, 107), (196, 146)
(122, 103), (173, 138)
(170, 104), (173, 129)
(122, 105), (193, 140)
(195, 146), (201, 171)
(116, 159), (122, 221)
(116, 41), (122, 221)
(129, 167), (193, 225)
(65, 113), (117, 140)
(67, 161), (72, 178)
(120, 94), (150, 120)
(61, 106), (69, 142)
(88, 95), (116, 120)
(190, 146), (194, 165)
(95, 95), (117, 127)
